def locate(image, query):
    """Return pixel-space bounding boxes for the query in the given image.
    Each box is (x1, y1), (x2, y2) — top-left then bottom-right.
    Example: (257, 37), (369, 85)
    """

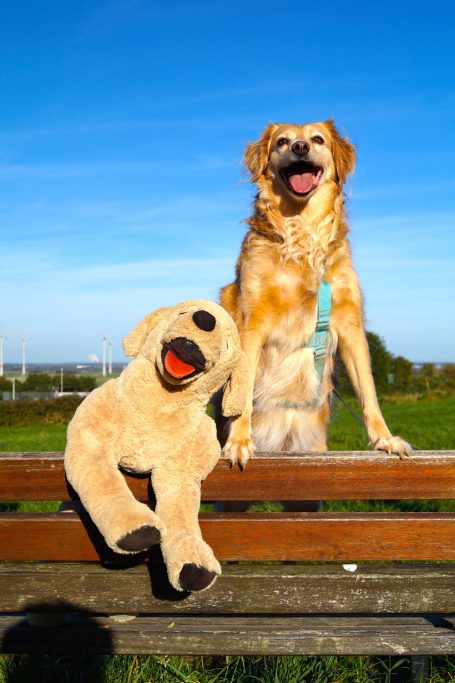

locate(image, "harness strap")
(303, 279), (332, 382)
(271, 280), (332, 411)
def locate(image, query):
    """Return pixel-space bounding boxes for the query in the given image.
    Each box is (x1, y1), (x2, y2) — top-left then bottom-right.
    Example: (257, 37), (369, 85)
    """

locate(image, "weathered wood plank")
(2, 451), (455, 501)
(2, 614), (455, 655)
(2, 511), (455, 561)
(1, 562), (455, 615)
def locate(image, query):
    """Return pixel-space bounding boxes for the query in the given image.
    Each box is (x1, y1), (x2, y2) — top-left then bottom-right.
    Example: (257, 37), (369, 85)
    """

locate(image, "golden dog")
(219, 120), (411, 470)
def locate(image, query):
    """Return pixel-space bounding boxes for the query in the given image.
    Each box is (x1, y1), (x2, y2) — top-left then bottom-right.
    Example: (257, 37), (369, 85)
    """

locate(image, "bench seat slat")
(2, 451), (455, 501)
(1, 614), (455, 655)
(2, 511), (455, 561)
(1, 563), (455, 615)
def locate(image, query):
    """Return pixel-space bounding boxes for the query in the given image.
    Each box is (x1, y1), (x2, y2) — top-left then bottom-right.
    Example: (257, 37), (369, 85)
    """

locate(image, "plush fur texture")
(65, 300), (247, 592)
(220, 120), (411, 469)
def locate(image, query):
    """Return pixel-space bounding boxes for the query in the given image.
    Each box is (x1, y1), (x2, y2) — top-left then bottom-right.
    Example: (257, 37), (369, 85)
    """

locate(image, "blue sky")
(1, 0), (454, 363)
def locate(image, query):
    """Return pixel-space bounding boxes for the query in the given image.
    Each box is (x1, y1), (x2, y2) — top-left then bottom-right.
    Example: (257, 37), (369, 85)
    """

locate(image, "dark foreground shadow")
(146, 543), (190, 602)
(1, 601), (114, 683)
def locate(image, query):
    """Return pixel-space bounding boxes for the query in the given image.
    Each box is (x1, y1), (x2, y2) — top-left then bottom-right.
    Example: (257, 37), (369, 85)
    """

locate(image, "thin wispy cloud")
(353, 180), (455, 201)
(0, 114), (260, 143)
(0, 156), (234, 180)
(0, 251), (236, 362)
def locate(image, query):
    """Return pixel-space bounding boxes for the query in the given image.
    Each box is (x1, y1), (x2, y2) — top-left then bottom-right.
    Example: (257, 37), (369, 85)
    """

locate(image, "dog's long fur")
(220, 120), (411, 468)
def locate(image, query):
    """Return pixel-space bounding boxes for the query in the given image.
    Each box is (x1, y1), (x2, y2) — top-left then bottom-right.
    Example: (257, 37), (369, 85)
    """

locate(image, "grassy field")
(0, 424), (66, 452)
(2, 394), (454, 452)
(329, 394), (455, 451)
(1, 394), (455, 682)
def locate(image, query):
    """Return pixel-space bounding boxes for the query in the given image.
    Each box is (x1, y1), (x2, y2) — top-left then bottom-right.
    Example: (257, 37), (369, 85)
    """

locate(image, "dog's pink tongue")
(289, 172), (315, 194)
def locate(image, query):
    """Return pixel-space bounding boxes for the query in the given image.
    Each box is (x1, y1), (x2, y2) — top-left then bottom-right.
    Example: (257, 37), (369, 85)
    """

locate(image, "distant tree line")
(0, 395), (83, 426)
(0, 340), (453, 399)
(0, 373), (96, 393)
(336, 331), (454, 395)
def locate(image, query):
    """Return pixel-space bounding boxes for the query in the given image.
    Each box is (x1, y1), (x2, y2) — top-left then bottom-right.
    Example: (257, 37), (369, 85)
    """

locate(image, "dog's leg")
(223, 326), (266, 469)
(335, 301), (412, 458)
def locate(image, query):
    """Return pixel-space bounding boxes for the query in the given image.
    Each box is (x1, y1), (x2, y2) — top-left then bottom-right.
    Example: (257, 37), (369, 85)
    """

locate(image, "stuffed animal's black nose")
(192, 310), (216, 332)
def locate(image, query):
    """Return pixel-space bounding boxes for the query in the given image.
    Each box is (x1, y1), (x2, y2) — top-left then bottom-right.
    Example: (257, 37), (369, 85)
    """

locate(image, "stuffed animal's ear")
(221, 349), (248, 417)
(123, 307), (172, 357)
(244, 123), (278, 182)
(323, 119), (356, 186)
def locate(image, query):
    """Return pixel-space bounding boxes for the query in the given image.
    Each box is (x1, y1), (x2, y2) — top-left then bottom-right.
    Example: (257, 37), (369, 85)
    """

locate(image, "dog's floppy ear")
(324, 119), (356, 186)
(221, 349), (248, 417)
(123, 307), (172, 357)
(244, 123), (278, 182)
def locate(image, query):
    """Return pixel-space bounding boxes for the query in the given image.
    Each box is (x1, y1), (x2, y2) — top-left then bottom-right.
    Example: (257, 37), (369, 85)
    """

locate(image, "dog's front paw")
(223, 437), (255, 470)
(374, 435), (412, 459)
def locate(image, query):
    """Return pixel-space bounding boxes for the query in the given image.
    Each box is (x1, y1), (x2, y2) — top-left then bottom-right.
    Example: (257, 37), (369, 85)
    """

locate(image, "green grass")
(0, 424), (67, 451)
(0, 424), (66, 512)
(1, 395), (455, 681)
(2, 394), (454, 453)
(2, 653), (455, 683)
(329, 394), (455, 450)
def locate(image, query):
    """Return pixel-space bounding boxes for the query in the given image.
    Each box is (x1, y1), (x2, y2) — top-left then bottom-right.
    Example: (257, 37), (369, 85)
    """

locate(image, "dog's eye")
(311, 135), (324, 145)
(276, 137), (289, 147)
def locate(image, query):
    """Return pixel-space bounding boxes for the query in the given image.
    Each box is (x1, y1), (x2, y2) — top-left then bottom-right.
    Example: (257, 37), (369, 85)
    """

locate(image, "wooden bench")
(1, 450), (455, 657)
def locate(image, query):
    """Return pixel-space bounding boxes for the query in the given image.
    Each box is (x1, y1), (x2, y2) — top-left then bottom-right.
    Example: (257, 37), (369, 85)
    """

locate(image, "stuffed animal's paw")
(179, 563), (218, 592)
(104, 501), (165, 555)
(374, 435), (412, 459)
(162, 534), (221, 592)
(117, 524), (161, 552)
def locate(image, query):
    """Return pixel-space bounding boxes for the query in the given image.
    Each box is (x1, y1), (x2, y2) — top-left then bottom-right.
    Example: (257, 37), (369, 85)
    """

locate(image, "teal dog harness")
(305, 279), (332, 382)
(271, 280), (332, 412)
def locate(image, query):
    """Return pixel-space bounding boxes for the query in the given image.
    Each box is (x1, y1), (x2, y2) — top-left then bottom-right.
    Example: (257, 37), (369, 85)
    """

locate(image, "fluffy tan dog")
(220, 120), (411, 469)
(65, 300), (247, 592)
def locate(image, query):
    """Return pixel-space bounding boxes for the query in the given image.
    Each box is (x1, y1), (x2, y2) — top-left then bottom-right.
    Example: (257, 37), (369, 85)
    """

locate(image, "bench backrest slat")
(2, 451), (455, 501)
(2, 510), (455, 561)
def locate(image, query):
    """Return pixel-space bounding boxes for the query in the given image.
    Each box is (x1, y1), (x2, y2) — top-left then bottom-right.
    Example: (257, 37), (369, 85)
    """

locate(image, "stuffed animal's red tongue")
(164, 350), (196, 378)
(288, 172), (316, 194)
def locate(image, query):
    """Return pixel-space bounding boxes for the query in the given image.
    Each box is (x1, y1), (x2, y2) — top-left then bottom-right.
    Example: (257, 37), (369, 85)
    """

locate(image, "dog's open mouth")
(280, 161), (323, 196)
(162, 338), (206, 379)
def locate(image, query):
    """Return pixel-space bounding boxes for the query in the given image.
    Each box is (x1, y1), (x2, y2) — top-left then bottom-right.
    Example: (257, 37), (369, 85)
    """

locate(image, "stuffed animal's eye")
(276, 137), (289, 147)
(312, 135), (324, 145)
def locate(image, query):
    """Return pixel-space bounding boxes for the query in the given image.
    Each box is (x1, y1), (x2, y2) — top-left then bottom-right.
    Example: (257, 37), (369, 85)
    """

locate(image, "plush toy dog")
(64, 300), (247, 592)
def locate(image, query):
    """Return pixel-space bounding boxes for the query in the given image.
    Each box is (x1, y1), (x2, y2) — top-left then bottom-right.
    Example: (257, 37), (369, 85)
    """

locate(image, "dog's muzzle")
(162, 338), (206, 379)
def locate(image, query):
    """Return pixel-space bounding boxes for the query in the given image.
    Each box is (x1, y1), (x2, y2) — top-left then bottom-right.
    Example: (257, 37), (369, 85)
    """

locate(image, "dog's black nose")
(291, 140), (310, 156)
(192, 310), (216, 332)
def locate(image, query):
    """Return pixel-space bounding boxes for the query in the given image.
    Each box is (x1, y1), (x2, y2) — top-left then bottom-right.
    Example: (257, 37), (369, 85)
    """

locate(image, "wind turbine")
(21, 337), (30, 377)
(102, 336), (107, 377)
(108, 340), (113, 375)
(0, 332), (7, 377)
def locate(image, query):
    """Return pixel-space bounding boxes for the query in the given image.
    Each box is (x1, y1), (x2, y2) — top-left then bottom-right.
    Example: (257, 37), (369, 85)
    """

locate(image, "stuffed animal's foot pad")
(179, 563), (217, 592)
(117, 525), (161, 552)
(162, 534), (221, 591)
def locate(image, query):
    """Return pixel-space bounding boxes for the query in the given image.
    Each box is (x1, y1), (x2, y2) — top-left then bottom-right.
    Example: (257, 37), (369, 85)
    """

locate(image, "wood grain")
(2, 451), (455, 501)
(2, 614), (455, 655)
(2, 511), (455, 561)
(1, 562), (455, 615)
